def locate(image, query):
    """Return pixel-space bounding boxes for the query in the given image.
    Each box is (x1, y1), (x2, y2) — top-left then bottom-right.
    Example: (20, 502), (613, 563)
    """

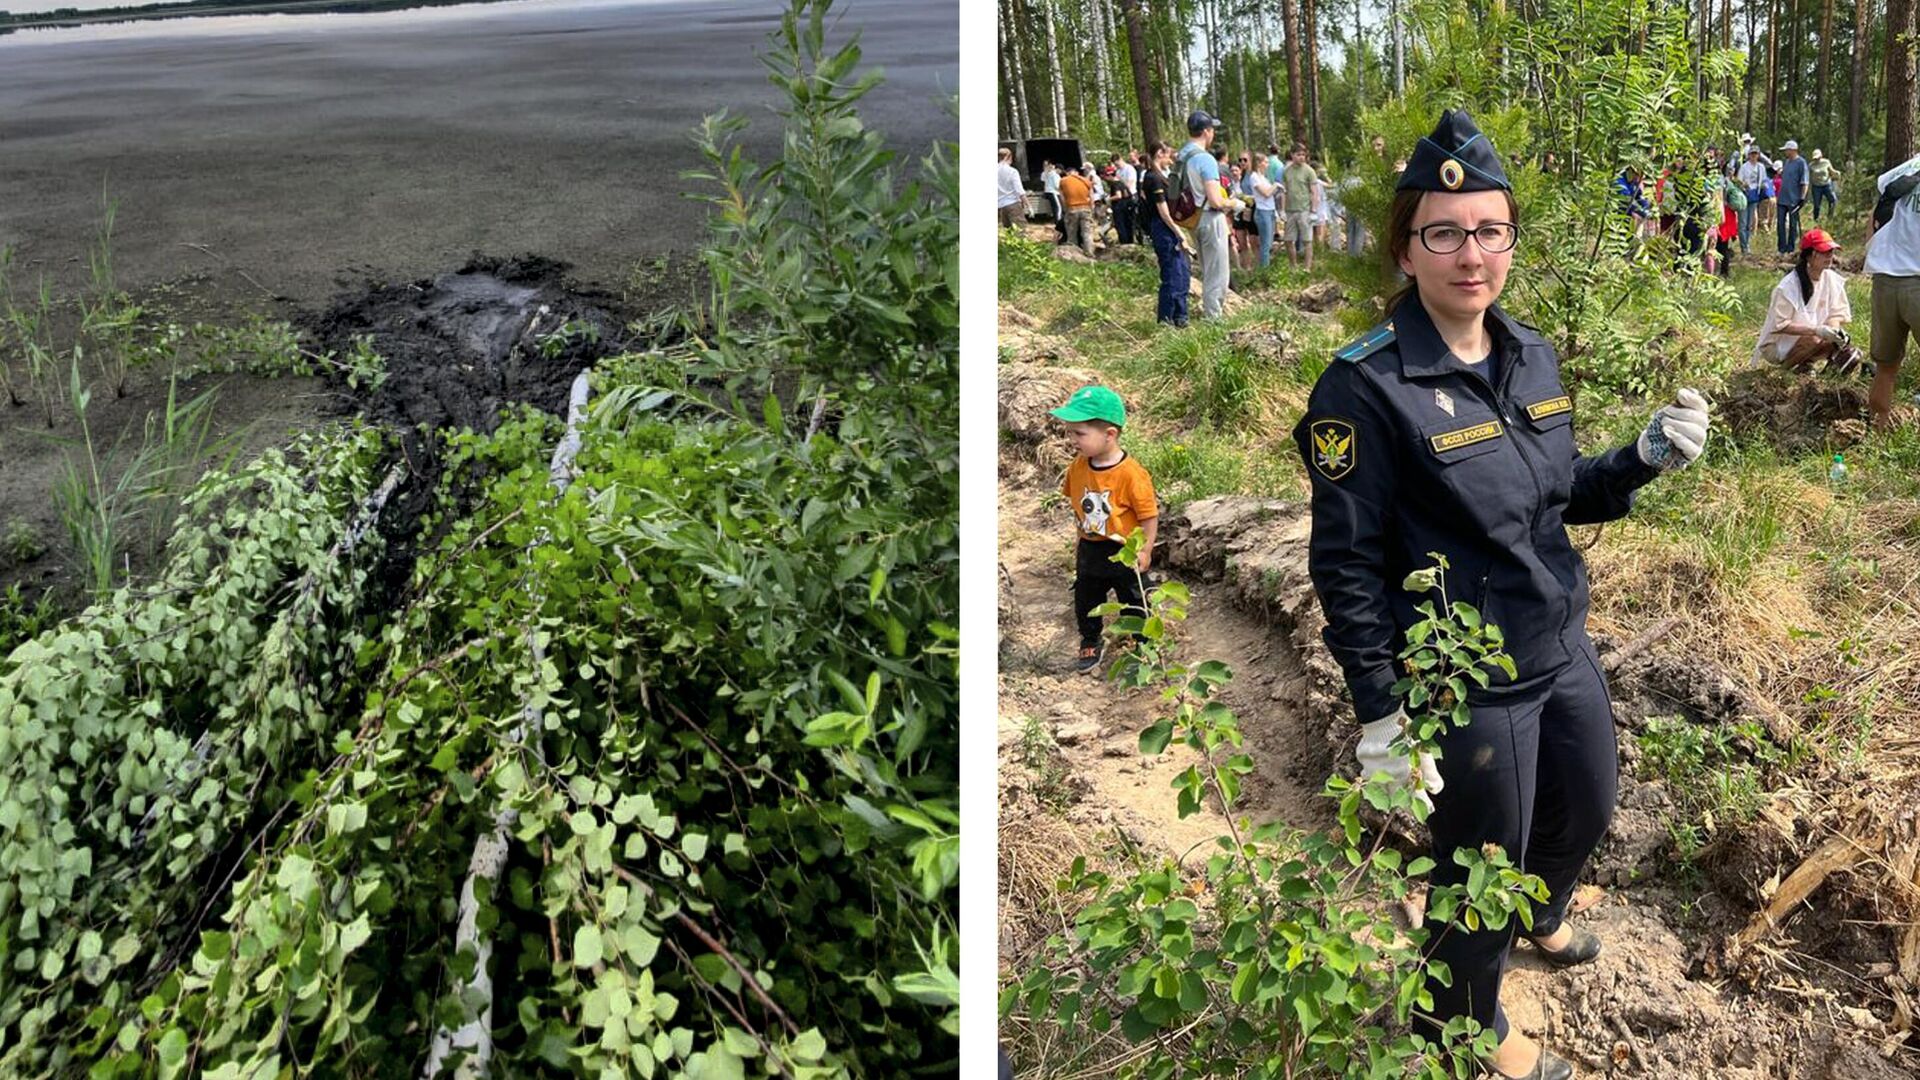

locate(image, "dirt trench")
(996, 303), (1915, 1078)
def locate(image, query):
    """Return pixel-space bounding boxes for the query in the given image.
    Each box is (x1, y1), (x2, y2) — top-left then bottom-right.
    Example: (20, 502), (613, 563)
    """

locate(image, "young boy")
(1049, 385), (1158, 672)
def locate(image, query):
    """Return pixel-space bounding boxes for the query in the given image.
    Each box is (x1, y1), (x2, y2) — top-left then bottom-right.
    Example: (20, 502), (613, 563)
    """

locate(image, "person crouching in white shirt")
(1751, 228), (1861, 375)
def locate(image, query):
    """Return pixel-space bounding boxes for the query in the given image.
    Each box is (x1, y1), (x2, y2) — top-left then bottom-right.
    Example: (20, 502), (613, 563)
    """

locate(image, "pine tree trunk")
(1767, 0), (1780, 130)
(1305, 0), (1323, 151)
(1042, 0), (1068, 135)
(1745, 0), (1759, 131)
(1788, 0), (1802, 108)
(1890, 0), (1917, 168)
(1281, 0), (1307, 144)
(1849, 0), (1872, 155)
(1818, 0), (1834, 126)
(1698, 0), (1709, 102)
(1121, 0), (1161, 148)
(1722, 0), (1733, 101)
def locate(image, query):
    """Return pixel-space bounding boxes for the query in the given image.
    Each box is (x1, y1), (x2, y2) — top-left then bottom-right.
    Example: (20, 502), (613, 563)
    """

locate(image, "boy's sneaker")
(1075, 643), (1102, 672)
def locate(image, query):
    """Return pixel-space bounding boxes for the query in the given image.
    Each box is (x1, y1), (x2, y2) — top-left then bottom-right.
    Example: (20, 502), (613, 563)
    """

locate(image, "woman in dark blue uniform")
(1291, 112), (1711, 1080)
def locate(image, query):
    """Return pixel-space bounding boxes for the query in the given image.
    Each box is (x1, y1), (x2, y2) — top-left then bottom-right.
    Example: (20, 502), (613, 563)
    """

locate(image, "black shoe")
(1075, 643), (1102, 672)
(1522, 926), (1602, 968)
(1491, 1047), (1574, 1080)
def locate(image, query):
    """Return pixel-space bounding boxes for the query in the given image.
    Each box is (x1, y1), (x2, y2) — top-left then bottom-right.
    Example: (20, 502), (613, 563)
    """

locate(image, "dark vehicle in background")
(1000, 136), (1084, 222)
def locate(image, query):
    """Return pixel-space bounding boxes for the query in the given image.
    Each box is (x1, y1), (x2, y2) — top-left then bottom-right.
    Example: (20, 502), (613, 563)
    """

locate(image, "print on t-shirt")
(1077, 489), (1114, 537)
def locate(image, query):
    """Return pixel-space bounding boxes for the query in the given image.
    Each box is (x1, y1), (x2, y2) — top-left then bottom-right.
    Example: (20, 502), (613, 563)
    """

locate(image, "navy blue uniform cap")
(1397, 109), (1511, 193)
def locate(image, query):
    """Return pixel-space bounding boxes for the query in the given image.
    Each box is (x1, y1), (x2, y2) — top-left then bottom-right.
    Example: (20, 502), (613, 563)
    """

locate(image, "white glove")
(1356, 710), (1444, 813)
(1813, 325), (1845, 344)
(1636, 388), (1711, 469)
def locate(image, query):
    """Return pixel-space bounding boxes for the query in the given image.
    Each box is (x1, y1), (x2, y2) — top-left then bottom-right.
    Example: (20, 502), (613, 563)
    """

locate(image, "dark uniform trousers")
(1073, 537), (1144, 648)
(1291, 297), (1663, 1047)
(1424, 635), (1618, 1042)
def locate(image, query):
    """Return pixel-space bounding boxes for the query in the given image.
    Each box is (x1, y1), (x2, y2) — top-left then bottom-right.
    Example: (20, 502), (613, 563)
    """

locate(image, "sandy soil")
(0, 0), (957, 305)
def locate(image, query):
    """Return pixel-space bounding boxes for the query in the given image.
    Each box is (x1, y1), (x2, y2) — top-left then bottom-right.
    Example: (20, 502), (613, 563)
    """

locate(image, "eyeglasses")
(1409, 221), (1521, 255)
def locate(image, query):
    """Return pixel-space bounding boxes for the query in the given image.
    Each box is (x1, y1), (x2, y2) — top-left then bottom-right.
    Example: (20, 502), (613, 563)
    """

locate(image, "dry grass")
(1585, 452), (1920, 992)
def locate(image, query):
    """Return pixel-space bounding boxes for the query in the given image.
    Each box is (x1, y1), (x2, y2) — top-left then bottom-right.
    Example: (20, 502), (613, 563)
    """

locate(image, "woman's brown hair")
(1382, 187), (1523, 315)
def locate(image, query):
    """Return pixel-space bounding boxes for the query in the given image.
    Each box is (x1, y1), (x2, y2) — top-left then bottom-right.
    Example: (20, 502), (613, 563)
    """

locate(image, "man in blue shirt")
(1177, 109), (1243, 319)
(1777, 140), (1811, 254)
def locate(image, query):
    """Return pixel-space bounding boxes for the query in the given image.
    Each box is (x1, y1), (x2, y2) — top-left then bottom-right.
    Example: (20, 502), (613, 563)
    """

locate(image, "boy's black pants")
(1073, 537), (1144, 647)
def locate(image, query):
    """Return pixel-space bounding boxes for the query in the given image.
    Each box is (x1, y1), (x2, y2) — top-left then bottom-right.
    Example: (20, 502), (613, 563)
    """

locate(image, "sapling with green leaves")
(1009, 540), (1547, 1078)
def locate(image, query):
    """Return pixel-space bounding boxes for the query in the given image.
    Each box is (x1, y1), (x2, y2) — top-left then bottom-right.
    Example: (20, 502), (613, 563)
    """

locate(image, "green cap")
(1049, 384), (1127, 428)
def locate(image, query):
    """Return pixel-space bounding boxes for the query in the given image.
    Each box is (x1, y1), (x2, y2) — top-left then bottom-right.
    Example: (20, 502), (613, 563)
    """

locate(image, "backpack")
(1874, 170), (1920, 229)
(1167, 147), (1204, 230)
(1724, 180), (1748, 212)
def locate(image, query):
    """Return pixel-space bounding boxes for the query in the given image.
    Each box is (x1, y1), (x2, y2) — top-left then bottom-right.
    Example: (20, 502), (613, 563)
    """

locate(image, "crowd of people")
(996, 116), (1919, 428)
(995, 121), (1369, 322)
(1613, 134), (1852, 277)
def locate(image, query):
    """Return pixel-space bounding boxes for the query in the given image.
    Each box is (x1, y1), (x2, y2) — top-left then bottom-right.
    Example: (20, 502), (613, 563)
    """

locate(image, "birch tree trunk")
(1206, 0), (1222, 118)
(1003, 1), (1029, 139)
(1092, 0), (1114, 136)
(1234, 11), (1252, 140)
(1262, 7), (1279, 147)
(1391, 0), (1406, 94)
(1043, 0), (1069, 134)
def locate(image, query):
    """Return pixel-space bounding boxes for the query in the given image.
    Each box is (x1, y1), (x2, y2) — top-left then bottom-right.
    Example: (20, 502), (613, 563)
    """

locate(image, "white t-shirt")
(1115, 162), (1137, 195)
(1752, 268), (1852, 365)
(1865, 162), (1920, 277)
(996, 162), (1024, 209)
(1042, 169), (1060, 195)
(1248, 171), (1277, 212)
(1312, 178), (1332, 224)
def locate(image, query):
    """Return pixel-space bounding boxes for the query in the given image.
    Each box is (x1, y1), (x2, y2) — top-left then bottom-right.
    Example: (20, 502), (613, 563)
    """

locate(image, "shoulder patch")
(1307, 418), (1358, 480)
(1333, 322), (1397, 363)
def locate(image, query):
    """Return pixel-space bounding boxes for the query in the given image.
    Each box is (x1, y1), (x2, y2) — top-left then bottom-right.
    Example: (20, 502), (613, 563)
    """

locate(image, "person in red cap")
(1750, 228), (1861, 373)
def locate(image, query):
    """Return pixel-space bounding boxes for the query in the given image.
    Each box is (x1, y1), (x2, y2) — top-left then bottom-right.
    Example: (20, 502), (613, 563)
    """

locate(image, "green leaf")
(1139, 719), (1173, 756)
(156, 1028), (189, 1076)
(574, 925), (604, 969)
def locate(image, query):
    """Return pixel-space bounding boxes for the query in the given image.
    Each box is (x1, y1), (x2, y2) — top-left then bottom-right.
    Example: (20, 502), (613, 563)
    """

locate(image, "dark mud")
(301, 253), (658, 616)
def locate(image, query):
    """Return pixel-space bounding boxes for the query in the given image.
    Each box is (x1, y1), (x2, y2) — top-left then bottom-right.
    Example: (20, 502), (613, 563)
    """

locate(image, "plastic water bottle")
(1828, 453), (1847, 487)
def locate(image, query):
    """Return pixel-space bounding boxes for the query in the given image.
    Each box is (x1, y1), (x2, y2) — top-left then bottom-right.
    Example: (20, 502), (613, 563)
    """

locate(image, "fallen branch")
(1601, 615), (1682, 673)
(423, 370), (592, 1078)
(1731, 832), (1875, 954)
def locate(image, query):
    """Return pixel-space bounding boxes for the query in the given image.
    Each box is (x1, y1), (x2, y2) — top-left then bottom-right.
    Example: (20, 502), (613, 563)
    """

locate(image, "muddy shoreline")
(0, 0), (957, 307)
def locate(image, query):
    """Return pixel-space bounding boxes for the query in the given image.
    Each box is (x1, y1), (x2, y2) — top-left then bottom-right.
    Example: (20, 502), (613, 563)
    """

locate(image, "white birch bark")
(423, 369), (592, 1079)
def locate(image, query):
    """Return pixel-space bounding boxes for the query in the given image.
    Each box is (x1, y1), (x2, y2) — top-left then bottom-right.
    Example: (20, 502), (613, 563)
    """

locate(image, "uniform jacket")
(1291, 296), (1659, 723)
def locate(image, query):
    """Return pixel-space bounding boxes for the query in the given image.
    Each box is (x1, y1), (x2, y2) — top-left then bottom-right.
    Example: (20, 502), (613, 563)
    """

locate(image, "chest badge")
(1434, 389), (1455, 417)
(1309, 419), (1356, 480)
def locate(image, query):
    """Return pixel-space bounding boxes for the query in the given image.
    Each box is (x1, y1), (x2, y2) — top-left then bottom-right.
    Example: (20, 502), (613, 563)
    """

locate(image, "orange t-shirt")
(1058, 172), (1092, 211)
(1062, 453), (1157, 543)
